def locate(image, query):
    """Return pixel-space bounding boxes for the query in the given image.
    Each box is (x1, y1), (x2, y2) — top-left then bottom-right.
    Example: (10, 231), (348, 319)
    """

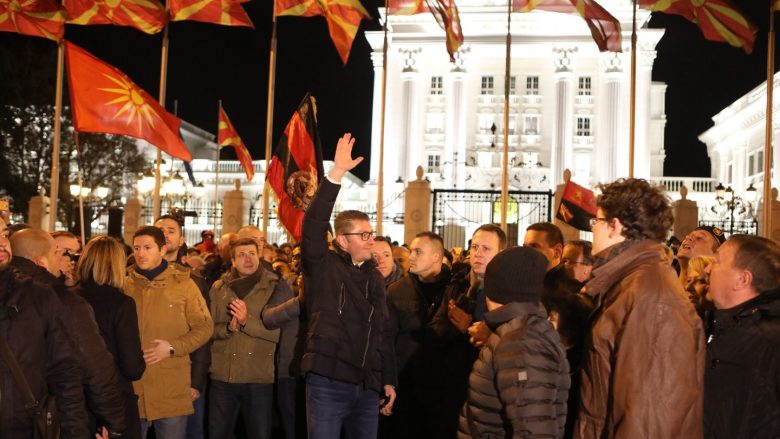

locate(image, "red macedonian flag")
(267, 93), (324, 241)
(275, 0), (371, 65)
(640, 0), (756, 53)
(63, 0), (168, 34)
(513, 0), (621, 52)
(169, 0), (253, 28)
(555, 178), (597, 232)
(0, 0), (66, 41)
(65, 42), (193, 162)
(388, 0), (463, 62)
(218, 105), (254, 182)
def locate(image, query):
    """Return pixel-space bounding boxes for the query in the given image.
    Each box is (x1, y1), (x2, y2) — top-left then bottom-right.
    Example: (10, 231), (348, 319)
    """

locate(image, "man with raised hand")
(300, 133), (397, 438)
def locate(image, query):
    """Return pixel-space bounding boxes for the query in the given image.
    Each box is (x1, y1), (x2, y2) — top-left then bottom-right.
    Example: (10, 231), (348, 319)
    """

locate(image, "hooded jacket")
(575, 240), (705, 439)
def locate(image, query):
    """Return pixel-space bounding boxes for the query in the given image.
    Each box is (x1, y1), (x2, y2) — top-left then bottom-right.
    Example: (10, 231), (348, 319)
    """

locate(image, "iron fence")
(698, 219), (759, 237)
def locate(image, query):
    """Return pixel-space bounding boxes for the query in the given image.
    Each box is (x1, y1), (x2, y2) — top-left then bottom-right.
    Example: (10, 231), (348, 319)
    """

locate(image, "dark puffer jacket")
(0, 266), (88, 439)
(705, 288), (780, 438)
(458, 302), (570, 438)
(300, 178), (397, 392)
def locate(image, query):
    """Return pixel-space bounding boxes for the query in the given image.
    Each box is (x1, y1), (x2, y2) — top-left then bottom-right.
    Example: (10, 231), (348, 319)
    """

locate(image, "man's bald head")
(10, 228), (60, 276)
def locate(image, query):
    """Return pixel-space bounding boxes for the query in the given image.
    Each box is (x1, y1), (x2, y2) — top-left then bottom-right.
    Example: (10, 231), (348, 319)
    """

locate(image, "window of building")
(749, 154), (755, 176)
(478, 114), (495, 134)
(481, 76), (494, 95)
(524, 115), (539, 135)
(427, 154), (441, 174)
(578, 76), (592, 96)
(759, 150), (765, 173)
(728, 163), (733, 185)
(526, 76), (539, 95)
(509, 76), (517, 95)
(576, 117), (591, 136)
(430, 76), (443, 95)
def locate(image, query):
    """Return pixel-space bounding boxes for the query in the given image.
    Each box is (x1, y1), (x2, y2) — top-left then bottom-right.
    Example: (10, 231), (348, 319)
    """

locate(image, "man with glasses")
(300, 133), (397, 438)
(575, 179), (704, 439)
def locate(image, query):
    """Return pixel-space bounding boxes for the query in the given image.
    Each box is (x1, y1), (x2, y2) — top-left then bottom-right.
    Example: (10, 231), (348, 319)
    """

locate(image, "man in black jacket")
(704, 234), (780, 438)
(301, 133), (397, 439)
(9, 227), (124, 437)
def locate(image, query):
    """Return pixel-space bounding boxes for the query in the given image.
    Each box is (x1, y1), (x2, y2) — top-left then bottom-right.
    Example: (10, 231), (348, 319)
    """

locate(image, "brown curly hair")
(596, 178), (673, 242)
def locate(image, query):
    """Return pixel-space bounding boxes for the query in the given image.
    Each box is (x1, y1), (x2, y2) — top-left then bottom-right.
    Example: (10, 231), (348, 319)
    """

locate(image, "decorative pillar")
(599, 51), (623, 182)
(27, 188), (50, 231)
(551, 47), (576, 187)
(399, 48), (421, 183)
(633, 41), (656, 179)
(404, 166), (431, 245)
(673, 186), (699, 240)
(222, 179), (247, 235)
(446, 47), (469, 189)
(123, 194), (143, 245)
(369, 48), (385, 183)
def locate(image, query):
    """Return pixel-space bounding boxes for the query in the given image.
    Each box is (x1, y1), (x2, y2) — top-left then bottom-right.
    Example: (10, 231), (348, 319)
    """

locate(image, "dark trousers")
(305, 373), (380, 439)
(277, 376), (307, 439)
(186, 384), (207, 439)
(208, 380), (273, 439)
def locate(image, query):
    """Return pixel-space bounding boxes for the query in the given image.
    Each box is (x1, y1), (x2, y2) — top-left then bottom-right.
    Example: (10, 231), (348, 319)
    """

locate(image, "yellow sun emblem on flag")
(99, 73), (157, 134)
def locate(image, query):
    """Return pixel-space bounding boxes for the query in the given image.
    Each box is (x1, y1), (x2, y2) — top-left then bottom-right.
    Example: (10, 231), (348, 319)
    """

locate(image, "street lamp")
(712, 182), (757, 235)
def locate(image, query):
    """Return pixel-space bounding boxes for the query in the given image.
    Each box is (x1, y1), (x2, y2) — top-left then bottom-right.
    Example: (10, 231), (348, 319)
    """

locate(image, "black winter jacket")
(459, 302), (570, 439)
(300, 178), (397, 392)
(705, 288), (780, 438)
(10, 258), (127, 434)
(0, 266), (89, 438)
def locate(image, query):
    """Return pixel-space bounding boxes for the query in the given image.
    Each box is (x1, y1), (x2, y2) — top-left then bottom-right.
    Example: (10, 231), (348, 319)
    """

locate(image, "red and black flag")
(556, 179), (597, 231)
(267, 93), (324, 241)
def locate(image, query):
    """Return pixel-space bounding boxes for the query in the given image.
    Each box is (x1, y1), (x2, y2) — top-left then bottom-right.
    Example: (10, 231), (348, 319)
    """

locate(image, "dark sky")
(0, 0), (776, 181)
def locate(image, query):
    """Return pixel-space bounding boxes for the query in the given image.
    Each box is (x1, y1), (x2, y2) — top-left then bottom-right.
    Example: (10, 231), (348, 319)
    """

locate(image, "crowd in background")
(1, 134), (779, 439)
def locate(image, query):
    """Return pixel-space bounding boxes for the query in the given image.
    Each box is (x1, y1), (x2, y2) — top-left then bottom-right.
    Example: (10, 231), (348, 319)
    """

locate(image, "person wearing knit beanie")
(484, 246), (548, 306)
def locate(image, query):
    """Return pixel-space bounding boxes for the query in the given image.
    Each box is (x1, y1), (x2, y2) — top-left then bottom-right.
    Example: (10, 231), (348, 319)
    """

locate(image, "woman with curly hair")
(574, 178), (705, 439)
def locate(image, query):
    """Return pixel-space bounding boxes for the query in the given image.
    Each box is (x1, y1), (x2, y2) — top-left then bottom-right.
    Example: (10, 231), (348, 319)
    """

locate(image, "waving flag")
(275, 0), (371, 65)
(169, 0), (253, 27)
(218, 106), (255, 182)
(267, 94), (324, 241)
(64, 0), (167, 34)
(0, 0), (65, 40)
(640, 0), (756, 53)
(388, 0), (462, 62)
(556, 179), (597, 231)
(513, 0), (621, 52)
(65, 42), (192, 162)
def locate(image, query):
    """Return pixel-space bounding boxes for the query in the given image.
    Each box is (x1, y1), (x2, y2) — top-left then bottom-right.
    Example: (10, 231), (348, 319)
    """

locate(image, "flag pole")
(74, 132), (86, 245)
(49, 41), (65, 231)
(153, 23), (171, 220)
(763, 4), (775, 238)
(500, 0), (511, 231)
(262, 7), (279, 236)
(376, 0), (390, 236)
(216, 100), (222, 232)
(628, 0), (637, 178)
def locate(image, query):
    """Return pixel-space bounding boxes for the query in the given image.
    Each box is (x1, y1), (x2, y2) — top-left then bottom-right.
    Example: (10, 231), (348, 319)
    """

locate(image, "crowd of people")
(1, 133), (779, 439)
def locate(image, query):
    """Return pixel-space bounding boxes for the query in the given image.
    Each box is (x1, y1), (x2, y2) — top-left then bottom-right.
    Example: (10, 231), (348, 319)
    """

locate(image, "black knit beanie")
(484, 247), (547, 305)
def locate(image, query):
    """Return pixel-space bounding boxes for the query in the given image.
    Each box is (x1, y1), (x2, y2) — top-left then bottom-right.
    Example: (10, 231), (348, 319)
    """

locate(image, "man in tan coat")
(575, 178), (705, 439)
(125, 226), (213, 439)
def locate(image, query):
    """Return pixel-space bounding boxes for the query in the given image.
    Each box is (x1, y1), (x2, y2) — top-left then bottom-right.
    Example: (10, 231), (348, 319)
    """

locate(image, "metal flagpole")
(49, 41), (65, 231)
(763, 3), (775, 238)
(262, 7), (279, 236)
(500, 0), (512, 231)
(153, 23), (171, 220)
(74, 132), (86, 245)
(628, 0), (637, 178)
(376, 0), (390, 236)
(216, 101), (222, 231)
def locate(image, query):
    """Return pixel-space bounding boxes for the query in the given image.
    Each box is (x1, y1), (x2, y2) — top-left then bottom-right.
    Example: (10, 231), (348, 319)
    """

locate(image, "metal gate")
(432, 189), (554, 248)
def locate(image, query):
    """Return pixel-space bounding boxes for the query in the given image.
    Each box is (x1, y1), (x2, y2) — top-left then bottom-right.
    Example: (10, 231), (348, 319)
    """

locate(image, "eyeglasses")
(589, 217), (609, 228)
(343, 231), (376, 241)
(563, 258), (591, 267)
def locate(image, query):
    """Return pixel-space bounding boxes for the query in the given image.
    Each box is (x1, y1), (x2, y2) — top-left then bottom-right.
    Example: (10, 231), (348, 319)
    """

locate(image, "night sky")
(0, 0), (776, 181)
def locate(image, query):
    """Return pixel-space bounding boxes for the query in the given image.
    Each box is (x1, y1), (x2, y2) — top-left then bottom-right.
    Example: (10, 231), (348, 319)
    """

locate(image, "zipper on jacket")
(361, 305), (375, 367)
(338, 284), (346, 315)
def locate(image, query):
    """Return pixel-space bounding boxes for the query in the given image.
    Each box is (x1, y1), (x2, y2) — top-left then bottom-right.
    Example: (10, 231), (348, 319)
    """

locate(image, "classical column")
(369, 49), (385, 183)
(551, 47), (576, 187)
(633, 40), (657, 179)
(599, 51), (623, 182)
(399, 48), (421, 183)
(445, 47), (470, 188)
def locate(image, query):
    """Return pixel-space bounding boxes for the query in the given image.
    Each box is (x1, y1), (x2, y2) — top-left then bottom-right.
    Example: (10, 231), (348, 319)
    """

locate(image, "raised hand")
(328, 133), (363, 182)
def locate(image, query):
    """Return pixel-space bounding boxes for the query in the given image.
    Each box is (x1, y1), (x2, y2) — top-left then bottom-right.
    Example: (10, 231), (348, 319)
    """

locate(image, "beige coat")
(575, 240), (705, 439)
(209, 270), (280, 384)
(125, 263), (213, 421)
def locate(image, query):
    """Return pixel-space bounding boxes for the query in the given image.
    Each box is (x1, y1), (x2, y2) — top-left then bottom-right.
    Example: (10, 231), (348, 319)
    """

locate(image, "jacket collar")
(484, 301), (546, 330)
(712, 287), (780, 328)
(584, 240), (668, 303)
(9, 257), (57, 286)
(334, 246), (378, 271)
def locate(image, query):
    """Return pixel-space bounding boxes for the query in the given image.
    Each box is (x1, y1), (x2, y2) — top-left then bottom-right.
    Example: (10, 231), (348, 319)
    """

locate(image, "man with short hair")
(703, 234), (780, 437)
(51, 231), (80, 286)
(237, 225), (274, 272)
(373, 237), (401, 285)
(126, 226), (213, 439)
(677, 225), (725, 285)
(300, 133), (397, 438)
(385, 231), (451, 437)
(575, 178), (704, 438)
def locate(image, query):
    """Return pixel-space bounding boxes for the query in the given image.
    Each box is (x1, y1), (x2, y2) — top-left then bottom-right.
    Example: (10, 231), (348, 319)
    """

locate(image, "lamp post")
(68, 184), (109, 239)
(712, 182), (757, 235)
